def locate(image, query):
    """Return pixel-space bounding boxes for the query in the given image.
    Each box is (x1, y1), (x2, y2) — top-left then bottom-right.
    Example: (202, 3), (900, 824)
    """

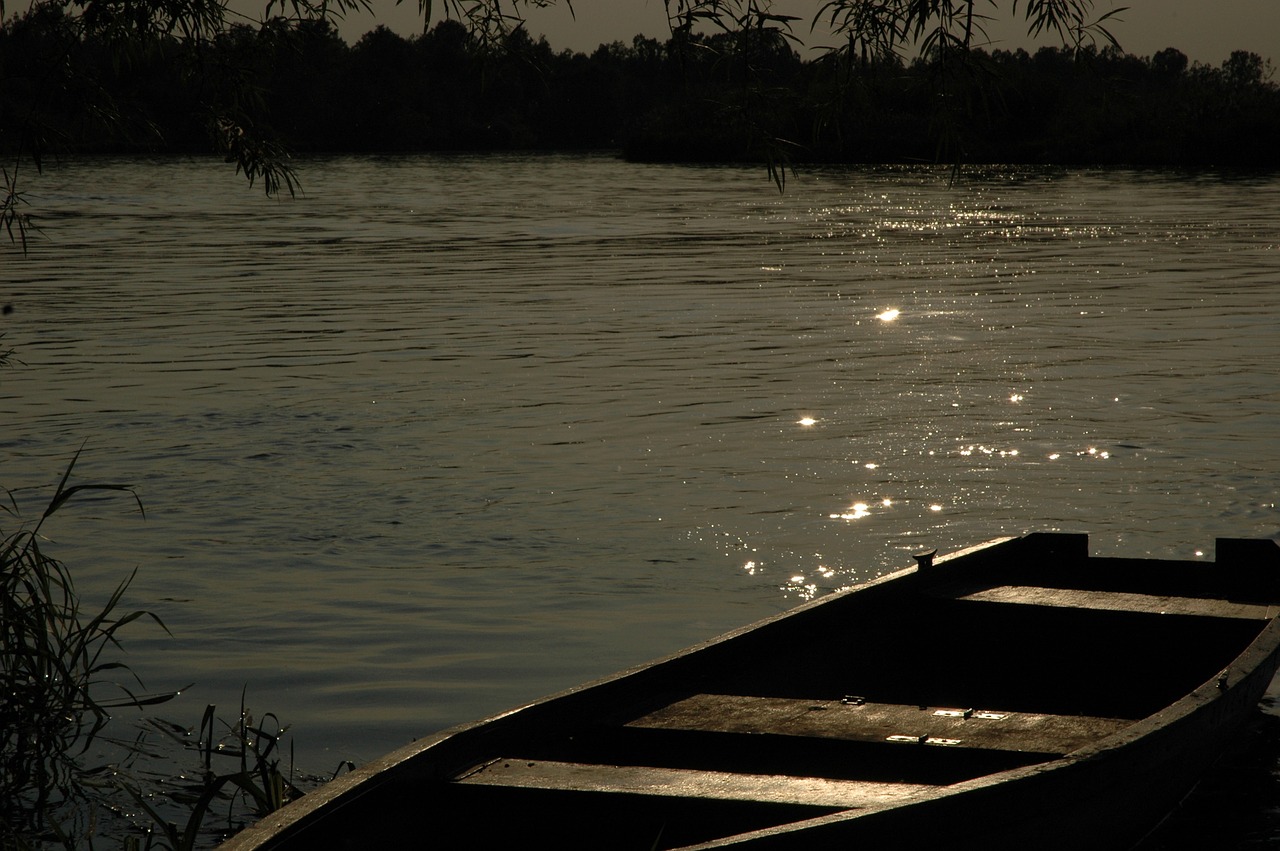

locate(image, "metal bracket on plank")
(933, 708), (1007, 720)
(886, 735), (963, 746)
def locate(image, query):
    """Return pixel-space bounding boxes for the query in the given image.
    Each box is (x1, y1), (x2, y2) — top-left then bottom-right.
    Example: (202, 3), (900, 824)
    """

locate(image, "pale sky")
(2, 0), (1274, 65)
(332, 1), (1279, 68)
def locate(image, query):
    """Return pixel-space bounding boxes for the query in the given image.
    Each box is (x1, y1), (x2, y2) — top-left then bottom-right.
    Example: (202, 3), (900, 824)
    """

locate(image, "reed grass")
(126, 697), (295, 850)
(123, 694), (355, 850)
(1, 447), (180, 845)
(2, 452), (350, 849)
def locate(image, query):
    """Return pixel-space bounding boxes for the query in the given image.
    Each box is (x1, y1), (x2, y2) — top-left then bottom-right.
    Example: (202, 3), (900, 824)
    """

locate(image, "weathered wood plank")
(453, 758), (936, 808)
(954, 586), (1279, 620)
(628, 694), (1131, 755)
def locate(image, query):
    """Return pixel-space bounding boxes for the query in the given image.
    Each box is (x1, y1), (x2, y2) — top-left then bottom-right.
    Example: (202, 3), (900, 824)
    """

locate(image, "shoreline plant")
(1, 445), (181, 845)
(124, 696), (336, 851)
(0, 443), (344, 848)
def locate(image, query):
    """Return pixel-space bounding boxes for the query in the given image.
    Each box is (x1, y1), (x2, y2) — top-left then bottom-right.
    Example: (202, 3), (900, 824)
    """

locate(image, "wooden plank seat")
(627, 694), (1131, 755)
(947, 585), (1280, 620)
(453, 757), (936, 808)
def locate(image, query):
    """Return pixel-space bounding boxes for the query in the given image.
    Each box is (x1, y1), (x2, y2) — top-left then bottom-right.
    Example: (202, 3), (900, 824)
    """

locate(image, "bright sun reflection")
(959, 444), (1019, 458)
(829, 498), (896, 521)
(829, 502), (870, 521)
(798, 417), (817, 426)
(876, 308), (901, 322)
(783, 575), (819, 601)
(1048, 448), (1112, 461)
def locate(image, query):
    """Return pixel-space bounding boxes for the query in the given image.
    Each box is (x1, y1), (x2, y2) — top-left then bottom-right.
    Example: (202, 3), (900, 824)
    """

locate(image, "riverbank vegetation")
(0, 447), (328, 848)
(0, 449), (167, 844)
(1, 6), (1277, 178)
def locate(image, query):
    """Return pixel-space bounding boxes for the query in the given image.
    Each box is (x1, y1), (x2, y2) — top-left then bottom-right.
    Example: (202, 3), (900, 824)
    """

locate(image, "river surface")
(3, 155), (1279, 786)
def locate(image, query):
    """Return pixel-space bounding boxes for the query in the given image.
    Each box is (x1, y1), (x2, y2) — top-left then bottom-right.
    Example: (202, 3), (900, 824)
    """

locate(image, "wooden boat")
(221, 533), (1280, 850)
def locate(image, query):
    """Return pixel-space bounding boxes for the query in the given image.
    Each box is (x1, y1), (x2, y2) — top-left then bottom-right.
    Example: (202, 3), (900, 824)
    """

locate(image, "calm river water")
(3, 156), (1279, 788)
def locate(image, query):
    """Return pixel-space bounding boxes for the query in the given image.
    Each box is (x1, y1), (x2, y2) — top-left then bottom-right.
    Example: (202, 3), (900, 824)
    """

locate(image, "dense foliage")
(2, 13), (1277, 172)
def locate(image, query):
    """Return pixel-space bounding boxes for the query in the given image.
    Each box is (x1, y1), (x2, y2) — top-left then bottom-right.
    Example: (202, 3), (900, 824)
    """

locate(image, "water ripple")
(4, 155), (1278, 761)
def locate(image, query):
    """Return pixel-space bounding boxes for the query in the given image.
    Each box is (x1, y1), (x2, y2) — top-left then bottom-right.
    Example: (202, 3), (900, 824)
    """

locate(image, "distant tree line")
(2, 13), (1278, 169)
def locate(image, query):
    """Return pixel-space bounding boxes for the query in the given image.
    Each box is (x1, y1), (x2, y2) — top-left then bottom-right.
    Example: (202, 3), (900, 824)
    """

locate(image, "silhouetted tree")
(1152, 47), (1188, 79)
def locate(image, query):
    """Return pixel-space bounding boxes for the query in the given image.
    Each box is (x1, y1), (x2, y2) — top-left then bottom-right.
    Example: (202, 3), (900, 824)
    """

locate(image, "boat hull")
(221, 533), (1280, 850)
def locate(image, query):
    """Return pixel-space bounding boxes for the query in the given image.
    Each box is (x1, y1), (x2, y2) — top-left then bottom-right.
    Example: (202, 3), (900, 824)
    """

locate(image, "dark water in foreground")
(3, 155), (1279, 842)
